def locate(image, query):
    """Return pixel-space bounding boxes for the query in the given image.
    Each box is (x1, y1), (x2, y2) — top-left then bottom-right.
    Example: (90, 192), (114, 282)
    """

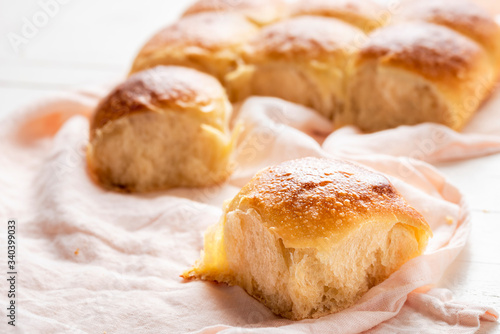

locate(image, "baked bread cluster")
(183, 157), (432, 320)
(131, 0), (500, 131)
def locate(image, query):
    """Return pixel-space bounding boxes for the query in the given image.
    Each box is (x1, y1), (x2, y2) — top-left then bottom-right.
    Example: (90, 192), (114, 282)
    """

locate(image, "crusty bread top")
(183, 0), (287, 25)
(291, 0), (385, 31)
(136, 12), (258, 56)
(358, 22), (485, 80)
(244, 16), (364, 62)
(91, 66), (227, 133)
(230, 157), (431, 248)
(398, 0), (500, 56)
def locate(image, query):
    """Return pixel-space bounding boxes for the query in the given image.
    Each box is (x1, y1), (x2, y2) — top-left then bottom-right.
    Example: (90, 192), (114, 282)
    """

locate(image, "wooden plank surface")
(1, 0), (499, 332)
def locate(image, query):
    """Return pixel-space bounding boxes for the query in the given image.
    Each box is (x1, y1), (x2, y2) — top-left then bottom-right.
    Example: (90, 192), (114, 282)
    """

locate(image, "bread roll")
(291, 0), (387, 33)
(341, 22), (496, 132)
(183, 0), (287, 26)
(226, 16), (365, 120)
(397, 0), (500, 76)
(88, 66), (233, 193)
(130, 13), (259, 81)
(183, 157), (432, 320)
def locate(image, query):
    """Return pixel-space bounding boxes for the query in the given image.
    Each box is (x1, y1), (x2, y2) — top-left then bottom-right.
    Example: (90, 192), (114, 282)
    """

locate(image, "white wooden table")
(1, 1), (499, 332)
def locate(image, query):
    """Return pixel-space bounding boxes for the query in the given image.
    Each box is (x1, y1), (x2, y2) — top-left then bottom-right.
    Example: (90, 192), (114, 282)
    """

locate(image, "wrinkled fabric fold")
(0, 89), (499, 333)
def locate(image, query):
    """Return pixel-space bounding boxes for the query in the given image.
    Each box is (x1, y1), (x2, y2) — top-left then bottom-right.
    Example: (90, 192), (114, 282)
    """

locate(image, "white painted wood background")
(1, 0), (499, 332)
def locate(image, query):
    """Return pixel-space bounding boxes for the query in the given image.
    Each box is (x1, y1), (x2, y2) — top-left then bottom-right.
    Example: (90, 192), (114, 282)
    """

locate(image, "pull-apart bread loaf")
(182, 0), (287, 26)
(130, 12), (259, 81)
(227, 16), (365, 120)
(129, 0), (500, 131)
(341, 22), (497, 132)
(87, 66), (233, 192)
(183, 157), (432, 320)
(290, 0), (387, 33)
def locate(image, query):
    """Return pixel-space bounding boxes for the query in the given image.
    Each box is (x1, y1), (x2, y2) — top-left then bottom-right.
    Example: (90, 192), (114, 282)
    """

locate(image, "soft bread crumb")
(89, 111), (232, 192)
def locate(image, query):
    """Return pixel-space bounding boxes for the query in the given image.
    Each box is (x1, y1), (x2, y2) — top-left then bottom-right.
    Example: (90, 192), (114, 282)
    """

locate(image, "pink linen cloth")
(1, 87), (499, 333)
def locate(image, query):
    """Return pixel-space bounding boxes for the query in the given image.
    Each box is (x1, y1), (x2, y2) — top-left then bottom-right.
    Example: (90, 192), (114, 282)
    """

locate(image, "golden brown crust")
(291, 0), (386, 32)
(230, 157), (431, 247)
(358, 22), (484, 80)
(245, 16), (364, 62)
(183, 0), (287, 24)
(130, 12), (259, 77)
(91, 66), (226, 133)
(138, 12), (258, 55)
(398, 0), (500, 56)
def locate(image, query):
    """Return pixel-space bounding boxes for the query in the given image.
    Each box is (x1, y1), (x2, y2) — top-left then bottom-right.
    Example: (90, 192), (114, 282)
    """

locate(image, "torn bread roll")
(130, 12), (259, 81)
(183, 157), (432, 320)
(182, 0), (287, 26)
(291, 0), (387, 33)
(88, 66), (233, 193)
(226, 16), (365, 120)
(342, 22), (497, 132)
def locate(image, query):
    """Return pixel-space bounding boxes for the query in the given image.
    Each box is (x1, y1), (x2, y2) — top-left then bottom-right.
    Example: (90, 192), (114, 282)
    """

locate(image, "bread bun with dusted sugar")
(341, 22), (497, 132)
(227, 16), (365, 120)
(87, 66), (233, 193)
(183, 0), (287, 26)
(130, 12), (259, 81)
(183, 157), (432, 320)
